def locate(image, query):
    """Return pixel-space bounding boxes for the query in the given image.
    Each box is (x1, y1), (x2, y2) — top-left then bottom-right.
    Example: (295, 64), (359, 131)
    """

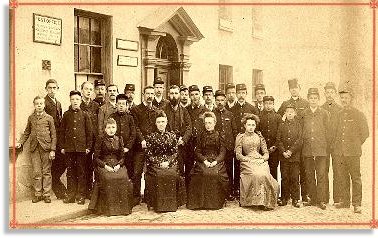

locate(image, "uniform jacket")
(163, 103), (192, 144)
(44, 95), (62, 132)
(331, 107), (369, 157)
(321, 100), (342, 122)
(301, 107), (330, 157)
(276, 119), (302, 162)
(130, 102), (158, 149)
(152, 97), (169, 110)
(80, 99), (100, 138)
(225, 101), (236, 113)
(93, 97), (106, 107)
(98, 101), (117, 137)
(19, 111), (57, 152)
(214, 108), (238, 151)
(187, 104), (209, 139)
(259, 109), (282, 148)
(253, 100), (264, 116)
(109, 111), (136, 150)
(232, 101), (259, 133)
(277, 97), (309, 120)
(59, 107), (93, 153)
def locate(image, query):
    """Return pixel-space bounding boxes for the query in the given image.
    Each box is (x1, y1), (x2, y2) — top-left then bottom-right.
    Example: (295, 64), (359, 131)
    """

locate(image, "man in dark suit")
(179, 85), (190, 108)
(214, 90), (237, 200)
(321, 82), (343, 204)
(253, 84), (266, 115)
(124, 83), (137, 111)
(130, 86), (158, 205)
(93, 79), (106, 107)
(203, 86), (216, 112)
(152, 77), (169, 110)
(98, 84), (118, 137)
(277, 78), (310, 202)
(332, 86), (369, 214)
(225, 83), (237, 113)
(164, 85), (192, 177)
(44, 79), (66, 199)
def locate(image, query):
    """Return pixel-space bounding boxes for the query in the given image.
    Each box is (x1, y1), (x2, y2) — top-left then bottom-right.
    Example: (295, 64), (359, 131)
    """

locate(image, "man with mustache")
(179, 85), (190, 108)
(124, 84), (137, 111)
(152, 77), (169, 110)
(130, 86), (158, 205)
(253, 84), (266, 116)
(93, 79), (106, 107)
(98, 84), (119, 137)
(203, 86), (216, 112)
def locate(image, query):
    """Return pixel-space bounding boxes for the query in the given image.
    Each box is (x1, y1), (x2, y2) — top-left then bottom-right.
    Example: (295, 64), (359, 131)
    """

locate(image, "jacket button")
(311, 137), (314, 140)
(73, 137), (76, 139)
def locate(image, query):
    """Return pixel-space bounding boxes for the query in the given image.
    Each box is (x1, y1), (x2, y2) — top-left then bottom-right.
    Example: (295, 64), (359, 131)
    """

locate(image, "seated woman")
(144, 111), (186, 212)
(187, 112), (229, 210)
(88, 118), (133, 216)
(235, 114), (279, 210)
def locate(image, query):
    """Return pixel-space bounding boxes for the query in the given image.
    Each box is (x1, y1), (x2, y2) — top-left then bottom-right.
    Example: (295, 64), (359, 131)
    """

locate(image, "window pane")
(79, 17), (90, 44)
(91, 18), (101, 45)
(90, 46), (102, 73)
(74, 44), (79, 71)
(74, 16), (78, 43)
(79, 45), (90, 72)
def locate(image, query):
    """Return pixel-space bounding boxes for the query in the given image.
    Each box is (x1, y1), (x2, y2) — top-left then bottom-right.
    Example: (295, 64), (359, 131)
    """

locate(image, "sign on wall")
(117, 55), (138, 67)
(33, 13), (62, 46)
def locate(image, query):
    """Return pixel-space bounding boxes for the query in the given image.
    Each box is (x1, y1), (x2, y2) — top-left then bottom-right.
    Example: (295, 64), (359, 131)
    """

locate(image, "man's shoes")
(43, 197), (51, 203)
(334, 201), (350, 208)
(233, 190), (240, 200)
(278, 198), (287, 206)
(63, 197), (75, 203)
(354, 205), (362, 214)
(303, 196), (312, 206)
(32, 196), (42, 203)
(226, 195), (234, 201)
(76, 198), (85, 205)
(292, 200), (301, 208)
(318, 202), (327, 210)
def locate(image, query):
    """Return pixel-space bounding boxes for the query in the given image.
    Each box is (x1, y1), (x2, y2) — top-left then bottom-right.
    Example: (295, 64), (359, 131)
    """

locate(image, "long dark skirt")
(187, 161), (229, 210)
(144, 165), (186, 212)
(88, 166), (133, 216)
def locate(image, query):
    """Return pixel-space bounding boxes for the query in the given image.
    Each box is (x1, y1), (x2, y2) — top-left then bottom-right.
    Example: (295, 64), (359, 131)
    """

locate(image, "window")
(251, 8), (263, 39)
(219, 65), (233, 92)
(218, 0), (233, 32)
(252, 69), (263, 99)
(74, 9), (111, 89)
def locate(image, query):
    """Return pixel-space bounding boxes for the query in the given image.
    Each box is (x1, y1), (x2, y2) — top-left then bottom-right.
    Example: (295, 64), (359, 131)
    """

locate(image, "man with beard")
(186, 85), (209, 188)
(253, 84), (266, 115)
(124, 84), (137, 111)
(213, 90), (238, 200)
(130, 86), (158, 205)
(225, 83), (237, 113)
(98, 84), (119, 136)
(80, 81), (99, 199)
(163, 85), (192, 176)
(93, 79), (106, 107)
(152, 77), (169, 109)
(180, 85), (190, 108)
(203, 86), (216, 112)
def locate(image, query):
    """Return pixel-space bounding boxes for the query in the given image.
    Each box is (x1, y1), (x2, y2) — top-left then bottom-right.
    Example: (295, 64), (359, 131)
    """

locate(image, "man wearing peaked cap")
(277, 78), (310, 203)
(180, 85), (190, 108)
(153, 77), (169, 110)
(70, 90), (81, 97)
(203, 86), (215, 112)
(188, 85), (200, 92)
(124, 84), (136, 110)
(94, 79), (107, 107)
(225, 83), (237, 112)
(307, 87), (319, 96)
(214, 89), (225, 97)
(253, 84), (266, 115)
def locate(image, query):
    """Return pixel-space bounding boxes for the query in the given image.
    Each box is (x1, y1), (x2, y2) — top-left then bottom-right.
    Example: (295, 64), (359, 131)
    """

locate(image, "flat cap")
(236, 83), (247, 91)
(263, 96), (275, 102)
(215, 89), (226, 97)
(189, 85), (200, 92)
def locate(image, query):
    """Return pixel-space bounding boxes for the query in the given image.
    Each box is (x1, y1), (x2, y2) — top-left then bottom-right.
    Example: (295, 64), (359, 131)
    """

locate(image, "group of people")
(16, 76), (369, 216)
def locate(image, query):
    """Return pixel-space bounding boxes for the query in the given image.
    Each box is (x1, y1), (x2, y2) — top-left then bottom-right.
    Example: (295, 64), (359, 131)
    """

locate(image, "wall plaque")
(116, 38), (139, 51)
(117, 55), (138, 67)
(33, 13), (62, 46)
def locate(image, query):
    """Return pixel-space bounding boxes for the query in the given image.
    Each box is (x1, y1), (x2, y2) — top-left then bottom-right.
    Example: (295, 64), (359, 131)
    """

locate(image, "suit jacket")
(259, 110), (282, 148)
(331, 107), (369, 157)
(277, 97), (309, 120)
(93, 97), (106, 107)
(187, 104), (209, 139)
(152, 97), (169, 110)
(232, 101), (259, 133)
(19, 111), (57, 152)
(80, 99), (100, 138)
(214, 108), (238, 151)
(163, 103), (192, 144)
(276, 119), (302, 162)
(98, 102), (117, 137)
(301, 107), (330, 157)
(44, 95), (62, 132)
(109, 111), (136, 150)
(59, 107), (93, 153)
(253, 100), (264, 116)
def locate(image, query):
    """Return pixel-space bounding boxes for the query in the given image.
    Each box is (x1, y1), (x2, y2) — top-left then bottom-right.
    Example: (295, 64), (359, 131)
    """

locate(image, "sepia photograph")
(8, 0), (377, 230)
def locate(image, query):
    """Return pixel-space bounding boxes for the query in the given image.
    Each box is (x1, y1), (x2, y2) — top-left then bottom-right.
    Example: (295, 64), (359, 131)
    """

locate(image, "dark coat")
(94, 135), (125, 168)
(109, 111), (136, 150)
(19, 111), (57, 152)
(163, 103), (192, 144)
(80, 100), (100, 138)
(259, 109), (282, 148)
(59, 107), (93, 153)
(277, 97), (309, 120)
(98, 102), (117, 137)
(276, 119), (303, 162)
(195, 130), (226, 163)
(214, 108), (238, 151)
(232, 101), (259, 133)
(152, 98), (169, 110)
(44, 95), (62, 131)
(331, 107), (369, 157)
(93, 97), (106, 107)
(187, 104), (209, 139)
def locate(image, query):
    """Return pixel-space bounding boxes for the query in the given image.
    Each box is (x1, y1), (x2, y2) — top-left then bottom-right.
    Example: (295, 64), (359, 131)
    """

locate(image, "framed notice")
(33, 13), (62, 46)
(116, 38), (139, 51)
(117, 55), (138, 67)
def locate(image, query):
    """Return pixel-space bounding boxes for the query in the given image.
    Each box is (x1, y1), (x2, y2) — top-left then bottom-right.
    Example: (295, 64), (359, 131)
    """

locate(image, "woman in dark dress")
(88, 118), (133, 216)
(187, 112), (229, 210)
(144, 111), (186, 212)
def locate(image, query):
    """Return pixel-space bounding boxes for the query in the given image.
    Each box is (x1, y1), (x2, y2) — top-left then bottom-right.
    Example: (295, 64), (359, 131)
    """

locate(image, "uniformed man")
(214, 89), (238, 200)
(93, 79), (106, 107)
(301, 88), (330, 210)
(186, 85), (209, 188)
(130, 86), (158, 205)
(164, 85), (192, 177)
(80, 81), (100, 198)
(124, 83), (137, 111)
(321, 82), (343, 204)
(225, 83), (237, 112)
(277, 78), (309, 202)
(152, 77), (169, 109)
(98, 84), (119, 136)
(259, 96), (282, 180)
(253, 84), (266, 115)
(331, 86), (369, 214)
(179, 85), (190, 108)
(232, 83), (258, 198)
(44, 79), (66, 200)
(203, 86), (216, 112)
